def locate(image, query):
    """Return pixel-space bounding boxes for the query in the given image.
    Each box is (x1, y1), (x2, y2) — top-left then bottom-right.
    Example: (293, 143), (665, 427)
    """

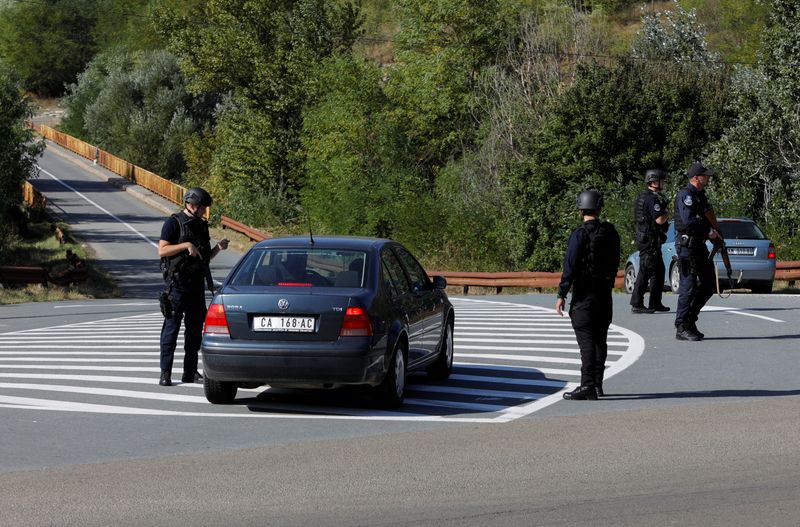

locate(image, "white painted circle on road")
(0, 299), (645, 422)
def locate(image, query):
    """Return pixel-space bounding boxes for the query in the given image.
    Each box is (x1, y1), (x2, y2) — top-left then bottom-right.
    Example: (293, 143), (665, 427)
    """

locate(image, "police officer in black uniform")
(630, 169), (670, 314)
(556, 189), (620, 400)
(158, 187), (229, 386)
(674, 162), (718, 341)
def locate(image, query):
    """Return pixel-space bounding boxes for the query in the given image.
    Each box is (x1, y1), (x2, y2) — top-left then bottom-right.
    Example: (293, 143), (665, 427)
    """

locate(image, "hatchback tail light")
(768, 243), (776, 259)
(204, 303), (230, 335)
(339, 306), (373, 337)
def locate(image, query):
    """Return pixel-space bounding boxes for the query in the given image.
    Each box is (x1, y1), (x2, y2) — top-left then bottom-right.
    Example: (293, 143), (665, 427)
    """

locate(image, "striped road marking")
(0, 298), (644, 423)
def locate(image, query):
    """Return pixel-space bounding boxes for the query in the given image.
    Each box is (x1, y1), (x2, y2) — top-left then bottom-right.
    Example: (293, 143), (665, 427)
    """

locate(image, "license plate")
(253, 316), (316, 332)
(726, 247), (754, 256)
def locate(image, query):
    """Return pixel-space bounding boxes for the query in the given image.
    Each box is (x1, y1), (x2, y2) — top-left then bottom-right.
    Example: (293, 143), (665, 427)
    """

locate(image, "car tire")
(377, 342), (406, 408)
(624, 265), (636, 294)
(751, 283), (773, 294)
(204, 375), (237, 404)
(670, 262), (680, 294)
(427, 320), (454, 380)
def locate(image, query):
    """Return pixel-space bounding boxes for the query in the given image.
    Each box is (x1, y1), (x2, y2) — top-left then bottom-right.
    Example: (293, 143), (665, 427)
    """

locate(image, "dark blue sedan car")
(624, 218), (777, 295)
(200, 236), (454, 407)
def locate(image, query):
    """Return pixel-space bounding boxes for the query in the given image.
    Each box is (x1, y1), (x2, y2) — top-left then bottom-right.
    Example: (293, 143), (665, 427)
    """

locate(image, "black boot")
(689, 322), (705, 339)
(182, 371), (203, 383)
(631, 305), (655, 314)
(595, 385), (604, 398)
(563, 385), (598, 400)
(159, 370), (172, 386)
(649, 304), (670, 312)
(675, 324), (702, 341)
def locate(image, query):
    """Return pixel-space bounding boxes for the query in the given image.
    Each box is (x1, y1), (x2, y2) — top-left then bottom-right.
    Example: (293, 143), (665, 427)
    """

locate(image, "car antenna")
(306, 210), (314, 245)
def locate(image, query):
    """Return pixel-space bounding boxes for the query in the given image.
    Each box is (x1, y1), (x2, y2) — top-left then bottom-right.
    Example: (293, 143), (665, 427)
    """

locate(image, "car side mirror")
(432, 276), (447, 289)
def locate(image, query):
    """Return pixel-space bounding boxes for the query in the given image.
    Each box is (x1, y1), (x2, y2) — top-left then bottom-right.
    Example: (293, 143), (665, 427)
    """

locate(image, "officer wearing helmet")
(674, 162), (718, 341)
(157, 187), (229, 386)
(630, 169), (670, 314)
(556, 189), (620, 400)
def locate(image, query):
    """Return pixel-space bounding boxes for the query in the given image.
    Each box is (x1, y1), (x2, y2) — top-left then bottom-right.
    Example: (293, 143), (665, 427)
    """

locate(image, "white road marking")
(455, 344), (624, 355)
(0, 298), (645, 422)
(701, 305), (784, 322)
(454, 362), (581, 377)
(36, 165), (159, 248)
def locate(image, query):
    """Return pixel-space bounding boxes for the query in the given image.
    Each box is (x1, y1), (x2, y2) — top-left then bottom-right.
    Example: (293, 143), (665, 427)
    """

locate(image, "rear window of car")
(229, 249), (367, 288)
(718, 221), (767, 240)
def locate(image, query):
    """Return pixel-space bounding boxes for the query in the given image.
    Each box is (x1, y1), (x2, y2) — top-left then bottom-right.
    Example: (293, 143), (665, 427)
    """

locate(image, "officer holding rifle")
(673, 161), (719, 341)
(158, 187), (229, 386)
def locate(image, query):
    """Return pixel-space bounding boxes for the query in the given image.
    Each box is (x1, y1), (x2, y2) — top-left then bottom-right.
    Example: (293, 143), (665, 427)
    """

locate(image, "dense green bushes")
(0, 61), (43, 244)
(4, 0), (798, 268)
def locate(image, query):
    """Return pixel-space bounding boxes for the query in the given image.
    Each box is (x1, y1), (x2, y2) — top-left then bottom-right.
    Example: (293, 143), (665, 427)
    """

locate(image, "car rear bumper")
(716, 261), (775, 283)
(200, 336), (387, 386)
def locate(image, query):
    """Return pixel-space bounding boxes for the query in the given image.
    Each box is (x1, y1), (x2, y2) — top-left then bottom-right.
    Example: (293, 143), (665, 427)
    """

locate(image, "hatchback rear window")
(718, 221), (766, 240)
(229, 249), (367, 288)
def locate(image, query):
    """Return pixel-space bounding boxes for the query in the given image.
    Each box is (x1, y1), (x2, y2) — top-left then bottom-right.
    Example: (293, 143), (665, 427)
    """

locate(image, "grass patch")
(0, 220), (119, 304)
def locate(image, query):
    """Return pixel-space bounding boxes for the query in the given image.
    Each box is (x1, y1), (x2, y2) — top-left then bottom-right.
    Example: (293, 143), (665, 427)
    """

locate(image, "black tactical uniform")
(674, 163), (716, 341)
(158, 188), (214, 386)
(558, 190), (620, 400)
(631, 170), (669, 312)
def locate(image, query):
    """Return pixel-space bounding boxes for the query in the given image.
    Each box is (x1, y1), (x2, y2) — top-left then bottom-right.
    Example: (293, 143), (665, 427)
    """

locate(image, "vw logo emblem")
(277, 298), (290, 311)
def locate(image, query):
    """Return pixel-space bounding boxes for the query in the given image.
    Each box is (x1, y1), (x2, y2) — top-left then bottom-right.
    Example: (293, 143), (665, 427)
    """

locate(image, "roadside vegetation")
(0, 221), (119, 304)
(2, 0), (798, 276)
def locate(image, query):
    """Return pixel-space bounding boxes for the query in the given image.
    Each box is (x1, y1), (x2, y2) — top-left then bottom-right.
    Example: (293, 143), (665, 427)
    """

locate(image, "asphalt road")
(1, 141), (798, 526)
(29, 144), (240, 298)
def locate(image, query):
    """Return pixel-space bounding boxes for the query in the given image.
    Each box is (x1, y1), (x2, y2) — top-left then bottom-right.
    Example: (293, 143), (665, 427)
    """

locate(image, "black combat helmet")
(645, 169), (666, 184)
(183, 187), (213, 207)
(576, 189), (603, 211)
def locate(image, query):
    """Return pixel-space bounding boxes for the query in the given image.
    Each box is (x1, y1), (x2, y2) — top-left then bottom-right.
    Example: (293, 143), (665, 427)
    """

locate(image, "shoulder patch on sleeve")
(683, 195), (693, 207)
(654, 203), (661, 212)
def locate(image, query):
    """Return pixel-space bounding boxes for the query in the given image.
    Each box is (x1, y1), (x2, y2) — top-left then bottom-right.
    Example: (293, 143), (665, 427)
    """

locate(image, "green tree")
(632, 0), (719, 64)
(707, 0), (800, 258)
(157, 0), (362, 225)
(0, 0), (99, 96)
(434, 6), (613, 270)
(385, 0), (520, 177)
(61, 49), (200, 179)
(0, 60), (43, 242)
(301, 55), (441, 249)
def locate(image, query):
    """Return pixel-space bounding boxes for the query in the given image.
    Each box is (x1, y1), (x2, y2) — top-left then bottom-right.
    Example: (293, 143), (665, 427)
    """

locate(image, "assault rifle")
(704, 209), (735, 291)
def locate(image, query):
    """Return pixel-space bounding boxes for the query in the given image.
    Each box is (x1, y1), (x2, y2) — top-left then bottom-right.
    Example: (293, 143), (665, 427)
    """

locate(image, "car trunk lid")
(217, 287), (363, 342)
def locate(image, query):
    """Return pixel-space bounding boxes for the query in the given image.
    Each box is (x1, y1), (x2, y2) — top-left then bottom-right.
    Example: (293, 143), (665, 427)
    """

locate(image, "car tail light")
(204, 303), (230, 335)
(339, 306), (373, 337)
(768, 243), (776, 259)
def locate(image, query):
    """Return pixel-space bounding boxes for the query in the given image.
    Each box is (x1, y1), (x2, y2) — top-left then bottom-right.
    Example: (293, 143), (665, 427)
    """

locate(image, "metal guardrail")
(427, 271), (625, 294)
(25, 124), (800, 292)
(775, 261), (800, 284)
(220, 215), (269, 242)
(217, 216), (800, 292)
(0, 266), (49, 286)
(30, 124), (187, 207)
(22, 181), (47, 211)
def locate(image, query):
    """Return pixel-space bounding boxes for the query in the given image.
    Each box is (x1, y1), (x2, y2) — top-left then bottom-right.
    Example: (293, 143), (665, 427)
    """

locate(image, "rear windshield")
(718, 221), (766, 240)
(229, 248), (367, 288)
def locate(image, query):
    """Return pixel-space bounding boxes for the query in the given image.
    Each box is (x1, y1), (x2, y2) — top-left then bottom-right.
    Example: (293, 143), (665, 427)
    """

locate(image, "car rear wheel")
(670, 262), (680, 294)
(204, 375), (237, 404)
(377, 343), (406, 407)
(427, 320), (454, 380)
(624, 265), (636, 294)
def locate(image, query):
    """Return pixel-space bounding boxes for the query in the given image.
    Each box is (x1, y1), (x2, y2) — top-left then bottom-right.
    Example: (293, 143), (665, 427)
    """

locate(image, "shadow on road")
(702, 334), (800, 341)
(605, 389), (800, 400)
